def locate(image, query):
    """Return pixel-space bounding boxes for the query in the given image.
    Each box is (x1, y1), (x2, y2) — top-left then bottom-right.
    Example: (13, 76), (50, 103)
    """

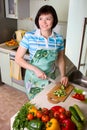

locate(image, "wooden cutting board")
(47, 82), (74, 104)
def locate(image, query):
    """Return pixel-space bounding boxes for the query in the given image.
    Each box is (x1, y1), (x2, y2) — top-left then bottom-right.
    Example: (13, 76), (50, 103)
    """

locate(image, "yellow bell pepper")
(46, 118), (61, 130)
(28, 106), (38, 117)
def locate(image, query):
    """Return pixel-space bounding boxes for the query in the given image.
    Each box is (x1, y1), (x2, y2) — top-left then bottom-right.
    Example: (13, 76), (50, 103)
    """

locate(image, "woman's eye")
(39, 18), (42, 20)
(47, 18), (51, 20)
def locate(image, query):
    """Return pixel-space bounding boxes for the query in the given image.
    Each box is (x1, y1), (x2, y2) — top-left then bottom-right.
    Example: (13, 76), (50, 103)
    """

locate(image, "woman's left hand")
(60, 76), (68, 87)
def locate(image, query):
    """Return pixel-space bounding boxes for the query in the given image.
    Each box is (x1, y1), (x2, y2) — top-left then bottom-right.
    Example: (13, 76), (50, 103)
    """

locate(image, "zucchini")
(69, 106), (81, 121)
(73, 104), (86, 122)
(71, 115), (84, 130)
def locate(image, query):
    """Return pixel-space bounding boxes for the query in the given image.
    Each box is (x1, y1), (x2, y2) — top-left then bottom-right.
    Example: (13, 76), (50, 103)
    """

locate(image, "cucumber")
(69, 106), (81, 121)
(73, 104), (86, 122)
(71, 115), (84, 130)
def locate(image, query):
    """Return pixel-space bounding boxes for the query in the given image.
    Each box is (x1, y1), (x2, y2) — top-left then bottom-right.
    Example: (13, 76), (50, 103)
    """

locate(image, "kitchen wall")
(17, 0), (69, 39)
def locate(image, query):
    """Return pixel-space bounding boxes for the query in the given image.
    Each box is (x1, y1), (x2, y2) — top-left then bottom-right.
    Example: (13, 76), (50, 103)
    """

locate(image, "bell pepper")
(50, 106), (62, 112)
(28, 119), (44, 130)
(46, 118), (61, 130)
(28, 106), (38, 117)
(61, 119), (76, 130)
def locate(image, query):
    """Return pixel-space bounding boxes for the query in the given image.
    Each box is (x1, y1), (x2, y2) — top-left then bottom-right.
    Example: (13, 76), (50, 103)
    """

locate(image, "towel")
(10, 60), (22, 80)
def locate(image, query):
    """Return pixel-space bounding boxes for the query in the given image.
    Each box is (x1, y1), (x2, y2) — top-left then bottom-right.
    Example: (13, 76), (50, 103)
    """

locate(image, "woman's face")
(38, 13), (54, 31)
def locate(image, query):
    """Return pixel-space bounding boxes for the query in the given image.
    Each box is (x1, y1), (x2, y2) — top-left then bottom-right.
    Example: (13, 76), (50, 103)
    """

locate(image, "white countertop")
(10, 81), (87, 130)
(0, 43), (29, 60)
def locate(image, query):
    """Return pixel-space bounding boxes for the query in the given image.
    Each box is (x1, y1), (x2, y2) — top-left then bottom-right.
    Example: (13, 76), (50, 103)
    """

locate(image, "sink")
(68, 70), (87, 88)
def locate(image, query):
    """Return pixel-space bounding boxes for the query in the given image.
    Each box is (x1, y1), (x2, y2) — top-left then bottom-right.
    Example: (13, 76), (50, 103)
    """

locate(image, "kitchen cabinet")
(0, 43), (27, 92)
(0, 52), (12, 85)
(5, 0), (30, 19)
(65, 0), (87, 76)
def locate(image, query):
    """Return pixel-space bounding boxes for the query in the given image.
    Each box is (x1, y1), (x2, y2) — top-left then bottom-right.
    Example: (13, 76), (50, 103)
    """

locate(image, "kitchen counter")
(0, 43), (29, 60)
(10, 80), (87, 130)
(0, 43), (17, 53)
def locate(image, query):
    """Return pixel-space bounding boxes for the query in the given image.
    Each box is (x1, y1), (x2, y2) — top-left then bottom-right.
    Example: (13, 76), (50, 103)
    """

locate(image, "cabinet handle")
(79, 63), (85, 66)
(78, 18), (87, 70)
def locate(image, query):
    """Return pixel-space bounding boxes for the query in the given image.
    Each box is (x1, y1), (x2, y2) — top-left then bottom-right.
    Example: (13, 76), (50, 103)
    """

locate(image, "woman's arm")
(57, 50), (68, 86)
(15, 46), (47, 79)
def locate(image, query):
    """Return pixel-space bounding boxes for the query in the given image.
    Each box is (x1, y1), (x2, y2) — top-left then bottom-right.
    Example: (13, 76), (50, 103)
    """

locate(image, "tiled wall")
(17, 0), (68, 38)
(17, 19), (67, 39)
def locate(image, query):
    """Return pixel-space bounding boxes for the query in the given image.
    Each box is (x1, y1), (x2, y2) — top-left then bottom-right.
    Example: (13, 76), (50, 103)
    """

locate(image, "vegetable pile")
(13, 102), (86, 130)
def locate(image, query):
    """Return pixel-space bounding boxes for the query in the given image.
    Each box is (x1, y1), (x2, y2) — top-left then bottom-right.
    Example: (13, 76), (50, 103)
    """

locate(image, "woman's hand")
(33, 67), (47, 79)
(60, 76), (68, 87)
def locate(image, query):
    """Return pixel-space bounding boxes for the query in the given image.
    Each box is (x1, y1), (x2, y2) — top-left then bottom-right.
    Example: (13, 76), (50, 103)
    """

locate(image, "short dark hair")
(35, 5), (58, 29)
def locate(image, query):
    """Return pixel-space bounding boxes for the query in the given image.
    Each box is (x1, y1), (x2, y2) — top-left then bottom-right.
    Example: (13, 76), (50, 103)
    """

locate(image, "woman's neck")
(40, 30), (52, 39)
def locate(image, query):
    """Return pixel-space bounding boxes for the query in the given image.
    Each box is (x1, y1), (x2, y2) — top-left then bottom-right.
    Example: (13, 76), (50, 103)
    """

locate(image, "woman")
(15, 5), (68, 100)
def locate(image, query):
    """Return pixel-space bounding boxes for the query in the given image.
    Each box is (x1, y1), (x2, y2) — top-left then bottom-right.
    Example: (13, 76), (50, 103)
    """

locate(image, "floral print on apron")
(24, 48), (58, 100)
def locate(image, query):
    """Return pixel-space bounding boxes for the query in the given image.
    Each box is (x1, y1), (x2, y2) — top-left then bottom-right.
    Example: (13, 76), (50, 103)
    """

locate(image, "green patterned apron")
(24, 49), (58, 100)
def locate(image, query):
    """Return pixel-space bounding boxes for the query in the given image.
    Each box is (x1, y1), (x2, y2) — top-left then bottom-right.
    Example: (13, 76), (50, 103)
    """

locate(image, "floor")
(0, 83), (28, 130)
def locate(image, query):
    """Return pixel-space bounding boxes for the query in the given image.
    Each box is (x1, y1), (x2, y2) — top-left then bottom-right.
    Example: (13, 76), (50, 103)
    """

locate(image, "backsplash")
(17, 0), (69, 38)
(17, 18), (35, 31)
(17, 19), (67, 39)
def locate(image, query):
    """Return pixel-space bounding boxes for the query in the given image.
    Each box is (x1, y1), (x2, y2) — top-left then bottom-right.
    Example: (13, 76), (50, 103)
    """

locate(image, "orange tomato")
(27, 113), (34, 120)
(41, 115), (50, 123)
(36, 110), (43, 118)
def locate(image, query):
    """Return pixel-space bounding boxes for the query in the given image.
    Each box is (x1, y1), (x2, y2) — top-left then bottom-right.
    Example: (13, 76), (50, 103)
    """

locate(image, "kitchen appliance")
(13, 30), (26, 43)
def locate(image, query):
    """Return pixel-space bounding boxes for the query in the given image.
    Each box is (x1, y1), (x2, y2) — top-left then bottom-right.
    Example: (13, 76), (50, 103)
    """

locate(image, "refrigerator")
(0, 0), (17, 43)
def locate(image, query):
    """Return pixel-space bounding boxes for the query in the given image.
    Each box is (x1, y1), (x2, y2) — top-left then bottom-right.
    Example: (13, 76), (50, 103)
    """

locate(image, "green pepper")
(28, 119), (44, 130)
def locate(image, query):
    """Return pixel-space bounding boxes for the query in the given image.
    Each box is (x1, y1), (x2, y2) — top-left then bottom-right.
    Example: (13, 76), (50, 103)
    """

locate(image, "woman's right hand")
(33, 67), (47, 79)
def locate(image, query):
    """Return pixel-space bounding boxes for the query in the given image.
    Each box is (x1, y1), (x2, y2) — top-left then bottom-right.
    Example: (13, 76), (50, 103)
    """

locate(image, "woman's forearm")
(15, 57), (37, 72)
(57, 50), (66, 77)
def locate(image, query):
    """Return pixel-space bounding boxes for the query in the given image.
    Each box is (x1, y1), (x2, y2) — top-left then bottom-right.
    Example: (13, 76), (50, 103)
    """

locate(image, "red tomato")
(59, 113), (67, 121)
(42, 108), (49, 115)
(58, 107), (66, 113)
(48, 110), (54, 119)
(36, 110), (42, 118)
(27, 113), (34, 120)
(41, 115), (50, 122)
(65, 110), (71, 118)
(54, 111), (60, 119)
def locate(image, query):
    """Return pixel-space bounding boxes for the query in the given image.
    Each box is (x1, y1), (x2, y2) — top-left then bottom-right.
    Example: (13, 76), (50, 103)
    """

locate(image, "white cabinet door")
(65, 0), (87, 76)
(79, 23), (87, 75)
(0, 52), (12, 85)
